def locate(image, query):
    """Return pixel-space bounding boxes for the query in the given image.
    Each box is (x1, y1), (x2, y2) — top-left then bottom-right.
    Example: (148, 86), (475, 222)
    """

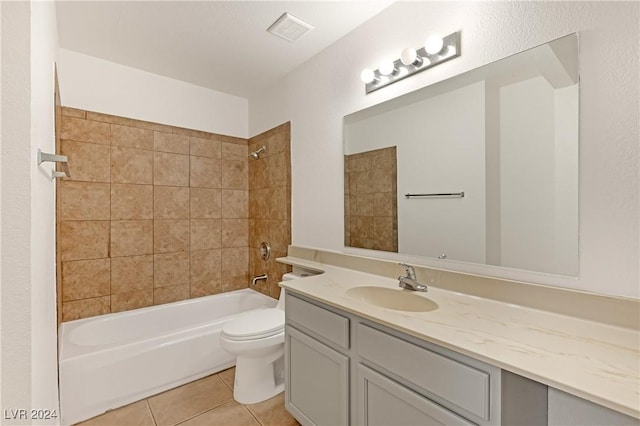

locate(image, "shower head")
(249, 146), (266, 159)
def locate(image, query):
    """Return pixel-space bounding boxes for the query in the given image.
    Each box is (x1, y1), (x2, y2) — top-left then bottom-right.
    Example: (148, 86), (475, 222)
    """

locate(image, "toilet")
(220, 272), (301, 404)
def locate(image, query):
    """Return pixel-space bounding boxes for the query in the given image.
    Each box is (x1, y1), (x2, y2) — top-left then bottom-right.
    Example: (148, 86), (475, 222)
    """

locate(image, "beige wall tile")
(190, 188), (221, 219)
(248, 188), (269, 219)
(59, 221), (110, 261)
(221, 247), (248, 291)
(222, 160), (248, 189)
(221, 190), (248, 219)
(266, 153), (288, 188)
(111, 184), (153, 220)
(111, 220), (153, 257)
(154, 151), (190, 186)
(111, 124), (153, 150)
(111, 146), (153, 184)
(111, 289), (153, 313)
(61, 106), (86, 118)
(60, 140), (111, 183)
(190, 137), (221, 158)
(373, 192), (395, 217)
(154, 284), (190, 305)
(191, 219), (222, 251)
(356, 193), (375, 217)
(249, 157), (267, 190)
(154, 219), (189, 253)
(190, 249), (221, 283)
(250, 219), (269, 248)
(268, 186), (287, 220)
(61, 116), (110, 145)
(190, 156), (221, 188)
(58, 181), (110, 221)
(154, 252), (190, 288)
(190, 280), (221, 298)
(62, 258), (110, 301)
(269, 220), (291, 253)
(62, 296), (110, 322)
(111, 255), (154, 294)
(371, 167), (394, 193)
(221, 219), (248, 248)
(154, 186), (189, 219)
(154, 131), (189, 154)
(221, 142), (247, 161)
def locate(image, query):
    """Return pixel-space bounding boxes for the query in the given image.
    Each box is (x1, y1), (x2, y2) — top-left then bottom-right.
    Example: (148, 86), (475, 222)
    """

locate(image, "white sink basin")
(346, 286), (438, 312)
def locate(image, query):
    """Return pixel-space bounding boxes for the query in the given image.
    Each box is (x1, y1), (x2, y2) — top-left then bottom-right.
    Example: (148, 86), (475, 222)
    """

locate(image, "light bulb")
(425, 35), (444, 55)
(360, 68), (376, 84)
(379, 60), (396, 76)
(400, 47), (423, 66)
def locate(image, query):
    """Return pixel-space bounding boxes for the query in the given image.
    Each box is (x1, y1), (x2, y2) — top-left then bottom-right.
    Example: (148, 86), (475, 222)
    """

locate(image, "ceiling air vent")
(267, 12), (313, 42)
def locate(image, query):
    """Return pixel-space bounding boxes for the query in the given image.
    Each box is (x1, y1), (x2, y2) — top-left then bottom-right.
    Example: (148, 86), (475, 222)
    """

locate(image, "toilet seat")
(222, 308), (284, 341)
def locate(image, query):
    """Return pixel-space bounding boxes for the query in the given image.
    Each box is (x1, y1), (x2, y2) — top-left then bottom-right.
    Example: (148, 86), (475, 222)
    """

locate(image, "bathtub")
(58, 289), (277, 425)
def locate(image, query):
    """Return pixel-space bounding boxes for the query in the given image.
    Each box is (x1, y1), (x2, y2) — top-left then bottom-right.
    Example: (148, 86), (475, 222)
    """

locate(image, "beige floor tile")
(76, 400), (155, 426)
(148, 375), (232, 426)
(218, 367), (235, 391)
(246, 393), (300, 426)
(178, 401), (259, 426)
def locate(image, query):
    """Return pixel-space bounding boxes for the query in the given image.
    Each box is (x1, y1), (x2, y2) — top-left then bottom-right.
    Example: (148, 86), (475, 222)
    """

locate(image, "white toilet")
(220, 272), (300, 404)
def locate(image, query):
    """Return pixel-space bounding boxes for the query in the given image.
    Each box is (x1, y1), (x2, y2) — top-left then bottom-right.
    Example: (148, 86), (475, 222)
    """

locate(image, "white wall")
(57, 49), (249, 138)
(1, 1), (60, 423)
(500, 76), (556, 273)
(1, 1), (34, 420)
(30, 1), (60, 420)
(249, 1), (640, 298)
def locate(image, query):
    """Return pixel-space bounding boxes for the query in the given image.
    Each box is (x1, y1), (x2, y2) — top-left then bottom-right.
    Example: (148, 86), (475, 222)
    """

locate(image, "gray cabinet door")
(356, 364), (474, 426)
(285, 326), (350, 426)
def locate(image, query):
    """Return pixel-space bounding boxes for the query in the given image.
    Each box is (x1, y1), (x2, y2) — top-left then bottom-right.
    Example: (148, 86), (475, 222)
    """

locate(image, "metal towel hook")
(37, 149), (70, 179)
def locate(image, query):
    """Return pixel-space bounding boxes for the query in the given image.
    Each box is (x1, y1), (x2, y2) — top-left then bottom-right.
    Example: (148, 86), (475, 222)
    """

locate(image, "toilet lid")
(221, 308), (284, 341)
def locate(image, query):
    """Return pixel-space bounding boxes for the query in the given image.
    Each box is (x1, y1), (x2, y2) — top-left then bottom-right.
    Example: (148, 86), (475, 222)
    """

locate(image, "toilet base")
(233, 352), (284, 404)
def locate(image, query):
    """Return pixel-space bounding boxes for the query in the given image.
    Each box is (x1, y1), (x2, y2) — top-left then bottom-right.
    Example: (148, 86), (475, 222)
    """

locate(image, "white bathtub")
(58, 289), (277, 425)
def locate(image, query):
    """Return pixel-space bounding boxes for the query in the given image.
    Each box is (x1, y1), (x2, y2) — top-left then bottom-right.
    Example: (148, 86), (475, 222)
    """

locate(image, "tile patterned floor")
(76, 367), (299, 426)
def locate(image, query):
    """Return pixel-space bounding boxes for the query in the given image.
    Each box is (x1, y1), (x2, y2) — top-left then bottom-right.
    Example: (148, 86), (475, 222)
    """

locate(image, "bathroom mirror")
(344, 33), (579, 276)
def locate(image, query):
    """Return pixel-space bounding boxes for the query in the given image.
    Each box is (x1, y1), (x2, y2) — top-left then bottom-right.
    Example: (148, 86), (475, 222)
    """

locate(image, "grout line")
(243, 404), (264, 426)
(145, 399), (158, 426)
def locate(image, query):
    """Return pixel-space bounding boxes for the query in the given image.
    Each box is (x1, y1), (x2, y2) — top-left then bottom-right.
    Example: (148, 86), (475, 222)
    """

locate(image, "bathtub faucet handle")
(251, 274), (268, 286)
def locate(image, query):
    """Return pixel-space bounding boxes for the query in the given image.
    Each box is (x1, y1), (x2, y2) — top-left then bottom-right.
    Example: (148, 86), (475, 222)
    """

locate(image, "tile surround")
(248, 123), (292, 299)
(345, 146), (398, 252)
(57, 109), (291, 322)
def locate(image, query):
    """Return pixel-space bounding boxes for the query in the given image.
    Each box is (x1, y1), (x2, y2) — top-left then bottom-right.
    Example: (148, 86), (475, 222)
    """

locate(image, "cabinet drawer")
(357, 323), (491, 421)
(357, 364), (473, 426)
(286, 293), (350, 349)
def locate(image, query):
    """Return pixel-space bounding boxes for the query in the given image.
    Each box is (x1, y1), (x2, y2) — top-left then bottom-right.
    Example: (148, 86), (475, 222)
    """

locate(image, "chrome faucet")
(251, 274), (268, 286)
(398, 263), (427, 292)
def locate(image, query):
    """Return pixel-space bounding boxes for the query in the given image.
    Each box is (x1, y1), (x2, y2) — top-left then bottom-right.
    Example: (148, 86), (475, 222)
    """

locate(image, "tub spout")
(251, 274), (268, 286)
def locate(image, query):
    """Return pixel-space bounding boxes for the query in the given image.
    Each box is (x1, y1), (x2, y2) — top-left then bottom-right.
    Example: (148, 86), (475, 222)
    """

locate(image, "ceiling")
(56, 1), (394, 99)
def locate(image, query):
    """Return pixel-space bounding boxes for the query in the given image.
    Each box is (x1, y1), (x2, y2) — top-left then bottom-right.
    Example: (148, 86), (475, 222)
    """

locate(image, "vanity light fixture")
(360, 31), (461, 94)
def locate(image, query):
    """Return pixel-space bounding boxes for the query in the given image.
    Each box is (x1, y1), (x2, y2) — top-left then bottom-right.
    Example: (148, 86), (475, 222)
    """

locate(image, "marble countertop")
(278, 256), (640, 419)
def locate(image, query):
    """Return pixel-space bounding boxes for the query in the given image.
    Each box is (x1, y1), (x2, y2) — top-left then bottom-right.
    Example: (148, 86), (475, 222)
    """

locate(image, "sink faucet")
(251, 274), (268, 286)
(398, 263), (427, 292)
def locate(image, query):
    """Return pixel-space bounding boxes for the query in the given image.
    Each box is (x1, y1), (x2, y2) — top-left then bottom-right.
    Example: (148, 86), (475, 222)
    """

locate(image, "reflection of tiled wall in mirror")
(344, 146), (398, 253)
(57, 107), (252, 322)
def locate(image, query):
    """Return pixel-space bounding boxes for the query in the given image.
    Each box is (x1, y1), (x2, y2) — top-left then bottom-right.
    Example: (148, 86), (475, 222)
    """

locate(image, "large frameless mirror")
(344, 33), (579, 276)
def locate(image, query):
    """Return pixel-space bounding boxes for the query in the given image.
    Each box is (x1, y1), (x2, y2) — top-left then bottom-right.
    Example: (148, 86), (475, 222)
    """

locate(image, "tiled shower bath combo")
(55, 107), (292, 424)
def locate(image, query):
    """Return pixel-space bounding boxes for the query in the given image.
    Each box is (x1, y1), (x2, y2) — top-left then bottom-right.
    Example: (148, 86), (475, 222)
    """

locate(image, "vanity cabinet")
(284, 291), (548, 426)
(285, 292), (350, 426)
